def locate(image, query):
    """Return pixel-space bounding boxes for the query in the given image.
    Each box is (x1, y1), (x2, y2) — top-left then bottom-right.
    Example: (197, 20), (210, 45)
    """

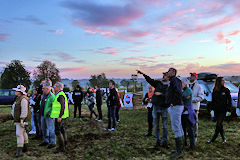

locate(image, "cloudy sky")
(0, 0), (240, 79)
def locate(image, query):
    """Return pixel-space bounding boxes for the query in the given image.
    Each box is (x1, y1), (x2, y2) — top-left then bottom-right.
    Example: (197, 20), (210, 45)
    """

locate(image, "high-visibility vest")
(50, 91), (69, 119)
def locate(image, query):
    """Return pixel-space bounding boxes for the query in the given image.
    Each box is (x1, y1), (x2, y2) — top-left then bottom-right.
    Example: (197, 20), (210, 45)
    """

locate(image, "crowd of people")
(11, 79), (122, 158)
(11, 67), (234, 159)
(139, 68), (233, 159)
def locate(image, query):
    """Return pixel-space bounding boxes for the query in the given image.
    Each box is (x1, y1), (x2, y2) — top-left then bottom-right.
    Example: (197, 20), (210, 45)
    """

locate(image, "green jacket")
(40, 91), (55, 117)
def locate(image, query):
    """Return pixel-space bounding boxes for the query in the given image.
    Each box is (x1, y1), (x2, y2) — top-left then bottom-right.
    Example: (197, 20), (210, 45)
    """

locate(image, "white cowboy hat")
(12, 85), (27, 95)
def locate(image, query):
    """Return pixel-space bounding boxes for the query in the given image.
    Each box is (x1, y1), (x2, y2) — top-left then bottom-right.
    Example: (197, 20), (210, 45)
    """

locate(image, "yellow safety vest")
(50, 91), (69, 119)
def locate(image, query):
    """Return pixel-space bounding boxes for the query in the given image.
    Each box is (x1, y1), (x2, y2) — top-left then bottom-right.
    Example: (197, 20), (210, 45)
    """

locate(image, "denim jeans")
(168, 105), (184, 138)
(152, 105), (168, 143)
(34, 112), (41, 136)
(108, 106), (116, 129)
(41, 116), (56, 144)
(182, 114), (195, 146)
(31, 109), (36, 132)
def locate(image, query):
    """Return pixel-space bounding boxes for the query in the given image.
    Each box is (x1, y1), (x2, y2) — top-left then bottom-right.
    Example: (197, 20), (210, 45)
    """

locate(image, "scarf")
(148, 87), (155, 99)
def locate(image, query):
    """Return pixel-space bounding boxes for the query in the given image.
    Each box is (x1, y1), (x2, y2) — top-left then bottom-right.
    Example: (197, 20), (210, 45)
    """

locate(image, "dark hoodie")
(107, 88), (118, 107)
(72, 89), (84, 104)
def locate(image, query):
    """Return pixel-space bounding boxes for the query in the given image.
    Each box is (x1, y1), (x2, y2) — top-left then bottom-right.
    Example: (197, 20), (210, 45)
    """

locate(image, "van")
(0, 89), (17, 105)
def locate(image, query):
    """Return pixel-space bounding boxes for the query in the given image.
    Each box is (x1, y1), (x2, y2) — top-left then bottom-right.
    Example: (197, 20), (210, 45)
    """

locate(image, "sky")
(0, 0), (240, 79)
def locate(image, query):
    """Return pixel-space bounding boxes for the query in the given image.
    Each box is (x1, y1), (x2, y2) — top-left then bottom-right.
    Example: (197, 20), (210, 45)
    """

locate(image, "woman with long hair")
(86, 88), (98, 119)
(207, 77), (232, 144)
(142, 86), (155, 137)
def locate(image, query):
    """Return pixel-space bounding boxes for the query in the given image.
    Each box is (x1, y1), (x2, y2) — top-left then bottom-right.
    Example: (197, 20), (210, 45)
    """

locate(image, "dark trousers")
(182, 114), (195, 147)
(33, 112), (42, 136)
(108, 106), (116, 129)
(88, 104), (97, 119)
(74, 103), (82, 118)
(147, 107), (153, 134)
(55, 119), (65, 136)
(97, 103), (102, 120)
(116, 107), (120, 122)
(211, 112), (226, 141)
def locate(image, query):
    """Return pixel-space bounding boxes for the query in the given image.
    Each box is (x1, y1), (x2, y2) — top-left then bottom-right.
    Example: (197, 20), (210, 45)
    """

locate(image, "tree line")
(0, 60), (133, 91)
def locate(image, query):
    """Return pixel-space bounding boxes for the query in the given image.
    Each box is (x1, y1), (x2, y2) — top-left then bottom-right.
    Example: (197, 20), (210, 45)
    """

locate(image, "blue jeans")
(168, 105), (184, 138)
(41, 116), (56, 144)
(108, 106), (116, 129)
(152, 105), (168, 143)
(31, 109), (36, 132)
(34, 112), (42, 136)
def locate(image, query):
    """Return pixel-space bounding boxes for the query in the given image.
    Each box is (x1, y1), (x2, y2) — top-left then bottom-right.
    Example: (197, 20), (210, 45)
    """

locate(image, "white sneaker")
(29, 130), (36, 135)
(111, 128), (115, 131)
(79, 118), (82, 121)
(98, 120), (102, 122)
(95, 119), (98, 121)
(104, 128), (111, 131)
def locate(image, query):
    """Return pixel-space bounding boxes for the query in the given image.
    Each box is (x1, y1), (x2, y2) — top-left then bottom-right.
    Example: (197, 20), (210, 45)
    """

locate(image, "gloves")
(226, 112), (231, 117)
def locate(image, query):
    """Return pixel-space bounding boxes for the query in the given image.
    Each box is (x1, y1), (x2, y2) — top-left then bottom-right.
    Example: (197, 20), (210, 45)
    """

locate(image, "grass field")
(0, 104), (240, 160)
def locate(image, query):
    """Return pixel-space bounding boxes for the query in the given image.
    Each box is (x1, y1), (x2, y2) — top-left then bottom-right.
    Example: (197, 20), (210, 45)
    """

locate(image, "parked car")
(198, 73), (238, 116)
(0, 89), (17, 105)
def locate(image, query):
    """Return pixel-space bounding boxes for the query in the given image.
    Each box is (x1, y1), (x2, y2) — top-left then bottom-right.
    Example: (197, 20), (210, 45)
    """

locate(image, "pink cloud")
(197, 57), (206, 59)
(183, 16), (232, 35)
(84, 28), (118, 37)
(130, 50), (144, 53)
(161, 8), (195, 23)
(60, 67), (86, 72)
(0, 33), (10, 41)
(227, 30), (240, 36)
(94, 47), (120, 55)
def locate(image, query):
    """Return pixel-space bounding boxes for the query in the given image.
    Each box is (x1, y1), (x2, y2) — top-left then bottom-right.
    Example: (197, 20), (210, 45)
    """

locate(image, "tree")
(0, 60), (31, 89)
(33, 60), (61, 87)
(71, 80), (80, 89)
(120, 79), (133, 87)
(89, 73), (109, 88)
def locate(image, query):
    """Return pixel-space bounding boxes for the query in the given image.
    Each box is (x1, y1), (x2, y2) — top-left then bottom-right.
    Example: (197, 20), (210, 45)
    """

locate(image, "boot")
(54, 134), (65, 154)
(170, 137), (184, 159)
(63, 132), (68, 146)
(15, 147), (23, 158)
(207, 128), (219, 144)
(154, 141), (161, 149)
(162, 141), (170, 149)
(22, 143), (28, 152)
(144, 132), (152, 137)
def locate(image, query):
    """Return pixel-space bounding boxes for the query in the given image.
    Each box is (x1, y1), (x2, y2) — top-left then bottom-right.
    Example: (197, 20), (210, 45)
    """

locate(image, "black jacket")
(143, 93), (150, 105)
(211, 87), (232, 113)
(96, 89), (102, 105)
(143, 74), (169, 107)
(32, 94), (41, 113)
(107, 88), (118, 107)
(72, 89), (84, 104)
(166, 76), (183, 106)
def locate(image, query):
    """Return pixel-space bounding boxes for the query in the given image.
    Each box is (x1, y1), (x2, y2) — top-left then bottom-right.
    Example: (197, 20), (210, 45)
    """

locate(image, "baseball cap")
(190, 73), (198, 79)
